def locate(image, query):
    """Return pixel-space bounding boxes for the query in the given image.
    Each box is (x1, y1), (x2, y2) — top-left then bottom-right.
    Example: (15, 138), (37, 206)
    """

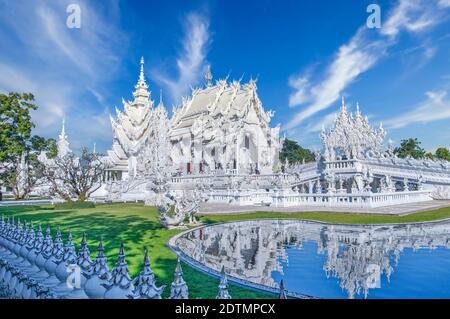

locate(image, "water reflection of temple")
(176, 219), (450, 298)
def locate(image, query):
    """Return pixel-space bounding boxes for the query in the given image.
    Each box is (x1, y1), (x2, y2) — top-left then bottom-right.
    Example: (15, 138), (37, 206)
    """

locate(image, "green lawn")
(1, 202), (450, 298)
(199, 206), (450, 225)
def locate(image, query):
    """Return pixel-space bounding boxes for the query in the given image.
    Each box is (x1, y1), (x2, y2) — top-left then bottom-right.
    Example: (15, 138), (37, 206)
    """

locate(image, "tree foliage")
(43, 148), (107, 202)
(0, 92), (56, 199)
(394, 138), (426, 159)
(435, 147), (450, 161)
(279, 139), (315, 165)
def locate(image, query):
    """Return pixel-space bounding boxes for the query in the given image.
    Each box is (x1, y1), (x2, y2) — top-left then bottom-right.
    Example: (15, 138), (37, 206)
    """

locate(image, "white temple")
(104, 59), (281, 181)
(33, 57), (450, 207)
(96, 58), (284, 201)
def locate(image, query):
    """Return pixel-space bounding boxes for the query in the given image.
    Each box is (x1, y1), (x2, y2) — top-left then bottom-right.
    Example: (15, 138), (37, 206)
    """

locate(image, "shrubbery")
(54, 201), (95, 210)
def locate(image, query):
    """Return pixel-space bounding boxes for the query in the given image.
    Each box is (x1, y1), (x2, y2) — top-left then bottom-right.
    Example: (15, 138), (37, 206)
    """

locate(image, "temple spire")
(57, 118), (71, 157)
(158, 89), (164, 107)
(139, 56), (145, 83)
(205, 64), (213, 87)
(60, 118), (66, 140)
(133, 56), (151, 102)
(341, 96), (347, 113)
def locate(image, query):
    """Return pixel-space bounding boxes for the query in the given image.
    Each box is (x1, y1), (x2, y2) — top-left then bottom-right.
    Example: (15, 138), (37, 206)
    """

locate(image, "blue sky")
(0, 0), (449, 153)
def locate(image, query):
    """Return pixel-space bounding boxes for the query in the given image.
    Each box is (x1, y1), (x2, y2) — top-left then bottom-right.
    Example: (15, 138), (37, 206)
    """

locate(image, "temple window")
(245, 135), (250, 149)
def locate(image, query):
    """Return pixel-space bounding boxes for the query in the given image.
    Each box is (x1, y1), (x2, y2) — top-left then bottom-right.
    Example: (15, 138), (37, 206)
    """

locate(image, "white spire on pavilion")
(205, 64), (213, 87)
(57, 118), (71, 157)
(340, 96), (348, 116)
(133, 56), (151, 102)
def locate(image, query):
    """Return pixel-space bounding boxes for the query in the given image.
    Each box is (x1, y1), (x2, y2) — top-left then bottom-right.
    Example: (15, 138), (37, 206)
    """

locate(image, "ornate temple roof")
(170, 71), (275, 136)
(110, 57), (154, 156)
(320, 97), (386, 160)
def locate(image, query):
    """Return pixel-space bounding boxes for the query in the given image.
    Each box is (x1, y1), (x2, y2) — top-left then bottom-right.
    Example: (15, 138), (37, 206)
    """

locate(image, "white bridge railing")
(0, 218), (187, 299)
(206, 190), (432, 208)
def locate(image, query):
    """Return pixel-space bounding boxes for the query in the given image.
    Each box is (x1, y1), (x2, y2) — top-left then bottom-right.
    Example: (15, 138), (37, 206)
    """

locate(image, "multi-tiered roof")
(320, 98), (386, 160)
(110, 57), (154, 157)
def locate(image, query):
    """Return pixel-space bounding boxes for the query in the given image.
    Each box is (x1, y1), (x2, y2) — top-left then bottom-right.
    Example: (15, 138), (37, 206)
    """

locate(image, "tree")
(394, 138), (426, 159)
(0, 92), (56, 200)
(435, 147), (450, 161)
(43, 148), (107, 202)
(279, 139), (315, 165)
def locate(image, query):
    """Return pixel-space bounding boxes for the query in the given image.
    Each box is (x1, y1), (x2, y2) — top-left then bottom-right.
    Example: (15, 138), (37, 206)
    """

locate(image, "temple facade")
(104, 59), (282, 181)
(169, 67), (282, 175)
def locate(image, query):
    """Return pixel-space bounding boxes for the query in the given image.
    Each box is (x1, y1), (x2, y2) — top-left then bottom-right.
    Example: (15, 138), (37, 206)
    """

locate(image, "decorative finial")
(59, 118), (67, 140)
(205, 64), (212, 87)
(159, 89), (163, 106)
(139, 56), (145, 83)
(169, 257), (189, 299)
(143, 248), (150, 267)
(93, 142), (96, 154)
(341, 96), (347, 113)
(128, 248), (165, 299)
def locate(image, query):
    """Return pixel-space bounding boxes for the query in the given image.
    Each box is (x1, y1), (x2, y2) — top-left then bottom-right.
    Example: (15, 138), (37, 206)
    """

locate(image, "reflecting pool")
(174, 219), (450, 298)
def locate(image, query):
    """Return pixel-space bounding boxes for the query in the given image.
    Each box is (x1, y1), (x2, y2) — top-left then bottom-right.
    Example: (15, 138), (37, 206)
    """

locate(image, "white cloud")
(439, 0), (450, 8)
(152, 12), (210, 104)
(0, 0), (128, 150)
(286, 29), (381, 130)
(381, 1), (439, 37)
(384, 90), (450, 129)
(288, 74), (312, 107)
(285, 0), (449, 131)
(305, 112), (337, 133)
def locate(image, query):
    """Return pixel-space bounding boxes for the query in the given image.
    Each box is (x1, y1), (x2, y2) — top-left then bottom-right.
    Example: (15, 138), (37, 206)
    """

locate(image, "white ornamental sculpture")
(66, 233), (91, 299)
(138, 92), (172, 179)
(84, 239), (111, 299)
(52, 232), (78, 296)
(321, 98), (386, 161)
(128, 249), (165, 299)
(103, 243), (134, 299)
(158, 186), (207, 229)
(169, 258), (189, 299)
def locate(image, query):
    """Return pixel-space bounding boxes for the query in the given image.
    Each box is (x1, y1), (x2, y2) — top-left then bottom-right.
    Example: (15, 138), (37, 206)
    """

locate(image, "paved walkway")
(199, 200), (450, 216)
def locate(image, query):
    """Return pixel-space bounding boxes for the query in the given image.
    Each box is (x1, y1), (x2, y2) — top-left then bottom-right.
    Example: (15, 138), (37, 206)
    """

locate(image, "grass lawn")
(1, 202), (450, 298)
